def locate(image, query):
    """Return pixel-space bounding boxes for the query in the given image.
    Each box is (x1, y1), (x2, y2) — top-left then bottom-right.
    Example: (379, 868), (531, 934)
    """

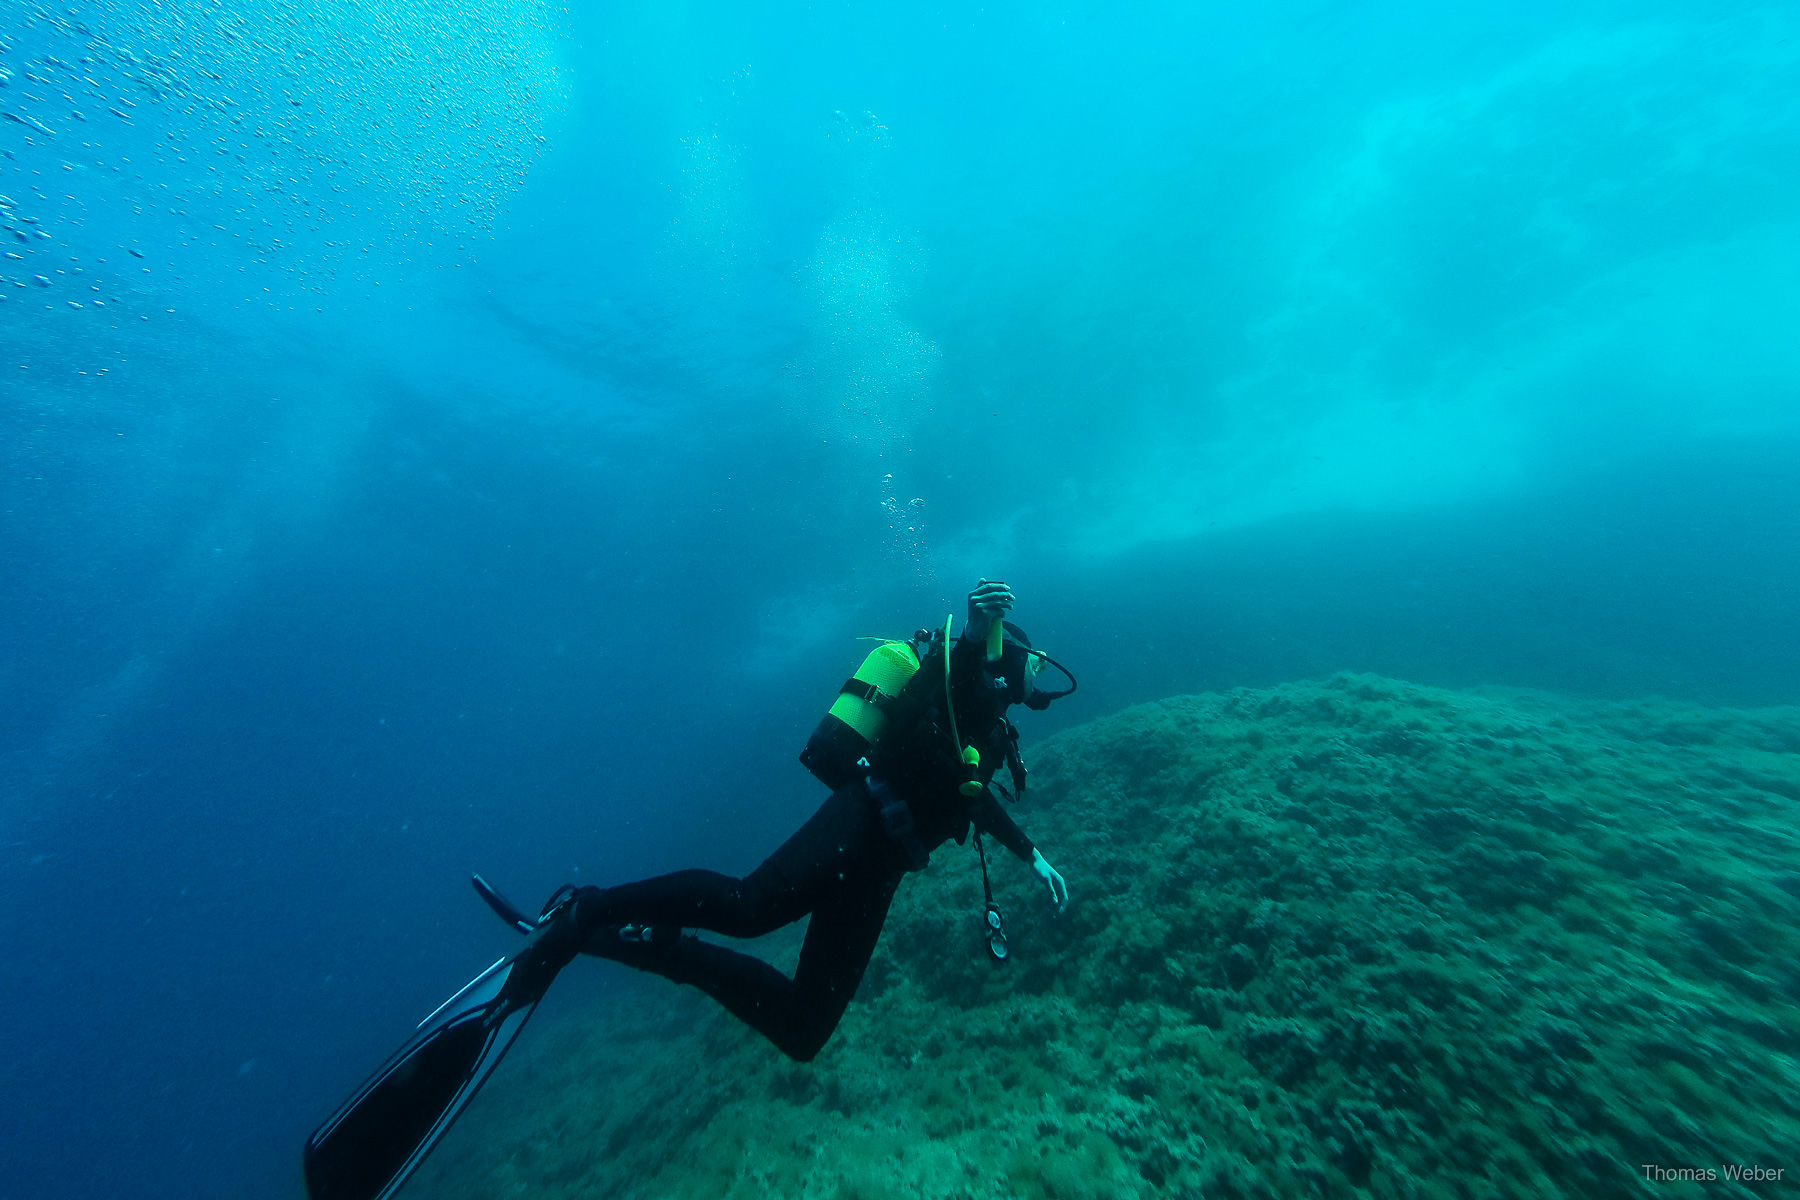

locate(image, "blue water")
(2, 1), (1796, 1197)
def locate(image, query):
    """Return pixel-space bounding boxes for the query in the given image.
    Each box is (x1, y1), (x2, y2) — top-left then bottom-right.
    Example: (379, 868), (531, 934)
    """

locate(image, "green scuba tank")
(799, 638), (924, 790)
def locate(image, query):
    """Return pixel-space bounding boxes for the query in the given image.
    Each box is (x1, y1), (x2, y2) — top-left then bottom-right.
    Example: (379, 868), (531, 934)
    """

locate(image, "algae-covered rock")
(412, 675), (1800, 1200)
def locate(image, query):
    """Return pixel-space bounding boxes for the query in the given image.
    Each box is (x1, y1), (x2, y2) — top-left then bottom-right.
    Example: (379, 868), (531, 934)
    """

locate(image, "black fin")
(303, 902), (579, 1200)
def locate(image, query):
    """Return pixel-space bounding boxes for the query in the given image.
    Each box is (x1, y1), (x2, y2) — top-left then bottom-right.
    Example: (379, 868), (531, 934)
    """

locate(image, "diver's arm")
(962, 578), (1015, 644)
(968, 788), (1035, 861)
(970, 792), (1070, 914)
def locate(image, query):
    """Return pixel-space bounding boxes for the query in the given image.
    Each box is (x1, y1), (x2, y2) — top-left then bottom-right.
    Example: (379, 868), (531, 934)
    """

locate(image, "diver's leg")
(578, 784), (881, 941)
(780, 853), (907, 1056)
(577, 868), (776, 939)
(632, 850), (906, 1061)
(578, 782), (909, 1060)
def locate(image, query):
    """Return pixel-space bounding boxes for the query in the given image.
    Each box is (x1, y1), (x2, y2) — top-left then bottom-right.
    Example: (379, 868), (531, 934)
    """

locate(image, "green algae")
(410, 675), (1800, 1199)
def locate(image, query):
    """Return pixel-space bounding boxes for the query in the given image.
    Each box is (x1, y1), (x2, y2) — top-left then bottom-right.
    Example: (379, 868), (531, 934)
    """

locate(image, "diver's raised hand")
(965, 578), (1015, 643)
(1031, 848), (1069, 915)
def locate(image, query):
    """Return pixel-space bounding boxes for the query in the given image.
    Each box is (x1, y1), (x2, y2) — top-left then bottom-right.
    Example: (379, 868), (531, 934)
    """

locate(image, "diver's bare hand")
(965, 578), (1015, 642)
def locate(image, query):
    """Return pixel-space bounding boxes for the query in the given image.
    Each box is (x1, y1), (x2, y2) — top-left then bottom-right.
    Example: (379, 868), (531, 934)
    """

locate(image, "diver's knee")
(779, 1004), (846, 1062)
(778, 1027), (830, 1063)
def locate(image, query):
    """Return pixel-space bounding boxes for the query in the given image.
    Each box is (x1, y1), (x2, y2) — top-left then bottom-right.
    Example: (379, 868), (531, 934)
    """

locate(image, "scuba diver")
(566, 577), (1074, 1060)
(304, 580), (1075, 1200)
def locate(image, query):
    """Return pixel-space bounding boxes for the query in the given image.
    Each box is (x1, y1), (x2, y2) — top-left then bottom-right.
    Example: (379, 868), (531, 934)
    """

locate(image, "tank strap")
(838, 677), (898, 709)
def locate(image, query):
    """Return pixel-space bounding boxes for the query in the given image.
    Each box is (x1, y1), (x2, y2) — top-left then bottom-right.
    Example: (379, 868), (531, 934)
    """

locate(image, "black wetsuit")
(577, 630), (1038, 1061)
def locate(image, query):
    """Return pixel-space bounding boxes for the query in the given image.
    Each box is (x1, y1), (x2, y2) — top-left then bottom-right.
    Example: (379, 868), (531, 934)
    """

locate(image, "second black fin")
(472, 873), (535, 934)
